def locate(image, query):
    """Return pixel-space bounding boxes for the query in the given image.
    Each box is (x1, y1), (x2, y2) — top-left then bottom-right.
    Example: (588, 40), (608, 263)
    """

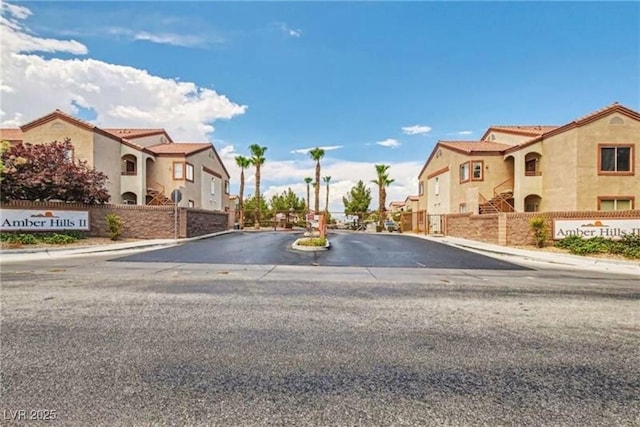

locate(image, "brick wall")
(443, 209), (640, 246)
(445, 213), (500, 244)
(504, 210), (640, 246)
(1, 201), (230, 239)
(185, 208), (230, 237)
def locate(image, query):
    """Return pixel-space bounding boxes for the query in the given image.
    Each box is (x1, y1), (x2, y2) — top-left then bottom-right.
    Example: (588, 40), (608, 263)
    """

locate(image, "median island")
(291, 236), (330, 251)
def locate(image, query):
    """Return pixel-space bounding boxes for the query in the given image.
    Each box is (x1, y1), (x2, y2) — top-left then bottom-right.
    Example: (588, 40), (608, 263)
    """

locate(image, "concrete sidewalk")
(404, 232), (640, 276)
(0, 230), (235, 263)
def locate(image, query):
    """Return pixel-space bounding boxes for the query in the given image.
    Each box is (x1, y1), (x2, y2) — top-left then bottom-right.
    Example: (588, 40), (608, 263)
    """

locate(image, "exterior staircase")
(146, 180), (174, 206)
(479, 178), (515, 214)
(479, 191), (514, 214)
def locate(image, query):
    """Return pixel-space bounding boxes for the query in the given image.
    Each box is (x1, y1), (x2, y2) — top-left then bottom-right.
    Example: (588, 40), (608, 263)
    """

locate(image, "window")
(185, 163), (194, 182)
(459, 203), (467, 213)
(472, 160), (483, 181)
(434, 177), (439, 196)
(65, 148), (74, 163)
(459, 162), (469, 183)
(173, 162), (184, 180)
(525, 158), (537, 176)
(188, 200), (195, 208)
(210, 178), (216, 195)
(599, 145), (633, 174)
(224, 180), (230, 194)
(599, 197), (633, 211)
(418, 181), (424, 195)
(121, 155), (136, 175)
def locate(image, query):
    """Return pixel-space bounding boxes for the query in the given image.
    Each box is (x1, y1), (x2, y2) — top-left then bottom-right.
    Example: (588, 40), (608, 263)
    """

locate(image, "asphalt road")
(1, 255), (638, 426)
(115, 231), (529, 269)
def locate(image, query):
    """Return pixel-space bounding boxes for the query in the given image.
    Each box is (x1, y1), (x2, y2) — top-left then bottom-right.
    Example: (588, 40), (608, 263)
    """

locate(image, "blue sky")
(2, 1), (639, 211)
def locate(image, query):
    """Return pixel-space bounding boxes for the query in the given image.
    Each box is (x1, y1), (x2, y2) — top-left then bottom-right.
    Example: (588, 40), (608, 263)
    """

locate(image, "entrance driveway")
(115, 231), (528, 270)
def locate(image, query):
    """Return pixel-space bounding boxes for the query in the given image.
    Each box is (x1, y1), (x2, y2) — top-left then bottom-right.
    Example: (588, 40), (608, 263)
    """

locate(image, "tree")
(342, 180), (372, 225)
(249, 144), (267, 229)
(235, 155), (251, 228)
(371, 164), (394, 226)
(304, 177), (313, 212)
(1, 139), (110, 204)
(243, 194), (270, 226)
(308, 147), (325, 213)
(323, 176), (331, 214)
(269, 188), (306, 213)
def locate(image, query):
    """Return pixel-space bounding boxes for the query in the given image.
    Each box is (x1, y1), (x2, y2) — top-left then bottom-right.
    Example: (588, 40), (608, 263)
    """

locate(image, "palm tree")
(372, 164), (394, 227)
(235, 155), (251, 229)
(308, 147), (325, 213)
(249, 144), (267, 229)
(323, 176), (331, 214)
(304, 177), (313, 213)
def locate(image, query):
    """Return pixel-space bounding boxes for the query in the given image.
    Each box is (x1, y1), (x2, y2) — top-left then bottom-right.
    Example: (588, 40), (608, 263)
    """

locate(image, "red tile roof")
(438, 140), (511, 153)
(103, 128), (167, 139)
(0, 128), (24, 142)
(147, 142), (213, 155)
(489, 125), (558, 136)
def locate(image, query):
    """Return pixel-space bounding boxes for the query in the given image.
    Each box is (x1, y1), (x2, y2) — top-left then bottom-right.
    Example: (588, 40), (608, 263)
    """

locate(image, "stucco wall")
(419, 146), (512, 214)
(93, 133), (122, 202)
(574, 113), (640, 210)
(22, 119), (94, 166)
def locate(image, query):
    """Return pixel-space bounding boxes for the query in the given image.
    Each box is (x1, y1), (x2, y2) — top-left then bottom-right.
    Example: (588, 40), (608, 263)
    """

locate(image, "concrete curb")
(0, 230), (235, 262)
(403, 233), (640, 275)
(291, 238), (331, 252)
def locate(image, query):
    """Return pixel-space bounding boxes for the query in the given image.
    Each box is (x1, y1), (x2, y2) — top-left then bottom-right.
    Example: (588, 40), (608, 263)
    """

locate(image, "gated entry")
(400, 211), (445, 235)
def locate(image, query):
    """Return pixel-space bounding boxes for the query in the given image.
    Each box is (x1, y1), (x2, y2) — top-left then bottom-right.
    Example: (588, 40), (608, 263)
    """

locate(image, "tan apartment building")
(0, 110), (231, 211)
(417, 103), (639, 214)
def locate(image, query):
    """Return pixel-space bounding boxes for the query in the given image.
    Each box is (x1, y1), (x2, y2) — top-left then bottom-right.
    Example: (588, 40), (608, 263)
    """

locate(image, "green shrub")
(554, 234), (640, 259)
(529, 216), (548, 248)
(0, 233), (39, 244)
(297, 237), (327, 247)
(40, 233), (77, 244)
(105, 214), (123, 241)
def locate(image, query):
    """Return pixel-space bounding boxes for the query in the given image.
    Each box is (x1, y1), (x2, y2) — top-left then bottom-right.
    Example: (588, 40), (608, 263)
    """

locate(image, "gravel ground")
(1, 265), (639, 426)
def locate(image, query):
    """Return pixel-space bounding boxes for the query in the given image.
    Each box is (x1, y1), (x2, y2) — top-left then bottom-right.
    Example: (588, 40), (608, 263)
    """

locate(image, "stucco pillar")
(498, 213), (507, 246)
(138, 156), (146, 205)
(512, 154), (524, 212)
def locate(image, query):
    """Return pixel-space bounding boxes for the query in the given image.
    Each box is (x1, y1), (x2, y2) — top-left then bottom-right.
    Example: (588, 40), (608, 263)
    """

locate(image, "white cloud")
(133, 31), (206, 48)
(105, 27), (214, 48)
(276, 22), (302, 38)
(376, 138), (400, 148)
(2, 2), (31, 20)
(402, 125), (432, 135)
(290, 145), (344, 155)
(457, 130), (473, 135)
(0, 3), (246, 140)
(218, 142), (422, 214)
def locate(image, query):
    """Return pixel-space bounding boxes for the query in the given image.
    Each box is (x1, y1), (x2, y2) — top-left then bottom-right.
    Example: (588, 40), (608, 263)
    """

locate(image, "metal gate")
(399, 211), (445, 235)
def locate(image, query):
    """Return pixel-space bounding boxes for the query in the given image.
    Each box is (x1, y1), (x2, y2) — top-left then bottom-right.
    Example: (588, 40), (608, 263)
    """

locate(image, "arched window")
(609, 117), (624, 125)
(434, 177), (440, 195)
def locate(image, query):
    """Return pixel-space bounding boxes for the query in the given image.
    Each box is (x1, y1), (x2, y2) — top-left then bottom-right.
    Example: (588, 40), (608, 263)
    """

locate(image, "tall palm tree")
(372, 164), (394, 226)
(323, 176), (331, 214)
(249, 144), (267, 229)
(304, 177), (313, 213)
(235, 155), (251, 229)
(308, 147), (325, 213)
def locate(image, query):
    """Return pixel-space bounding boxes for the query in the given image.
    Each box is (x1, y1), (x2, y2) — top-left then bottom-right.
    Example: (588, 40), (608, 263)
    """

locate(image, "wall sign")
(1, 209), (90, 231)
(553, 219), (640, 240)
